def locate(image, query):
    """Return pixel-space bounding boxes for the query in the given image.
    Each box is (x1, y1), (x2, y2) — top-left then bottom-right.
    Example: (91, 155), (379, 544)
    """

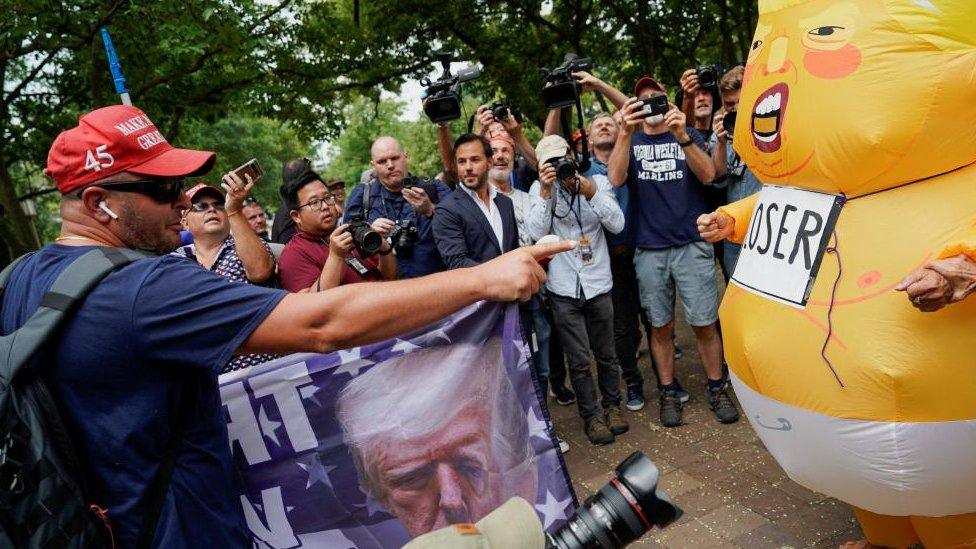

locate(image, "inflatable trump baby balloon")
(703, 0), (976, 546)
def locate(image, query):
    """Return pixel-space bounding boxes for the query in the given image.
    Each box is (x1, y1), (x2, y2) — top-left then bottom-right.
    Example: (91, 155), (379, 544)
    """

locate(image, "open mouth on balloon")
(752, 83), (789, 153)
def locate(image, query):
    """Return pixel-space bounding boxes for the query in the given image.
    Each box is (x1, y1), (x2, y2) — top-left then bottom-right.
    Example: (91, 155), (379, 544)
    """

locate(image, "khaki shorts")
(634, 241), (719, 327)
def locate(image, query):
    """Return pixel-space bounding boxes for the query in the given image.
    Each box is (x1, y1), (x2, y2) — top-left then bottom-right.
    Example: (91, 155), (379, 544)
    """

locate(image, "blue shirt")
(526, 174), (624, 299)
(0, 245), (287, 548)
(625, 129), (710, 249)
(344, 178), (451, 278)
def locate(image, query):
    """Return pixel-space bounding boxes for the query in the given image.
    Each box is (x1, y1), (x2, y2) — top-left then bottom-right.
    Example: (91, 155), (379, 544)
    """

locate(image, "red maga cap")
(45, 105), (216, 195)
(634, 76), (667, 97)
(185, 183), (224, 203)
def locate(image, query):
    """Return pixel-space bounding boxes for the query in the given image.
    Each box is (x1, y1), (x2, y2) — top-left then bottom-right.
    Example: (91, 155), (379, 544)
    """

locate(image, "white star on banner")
(299, 385), (324, 408)
(527, 406), (551, 442)
(422, 328), (452, 346)
(391, 338), (421, 355)
(257, 405), (282, 447)
(335, 347), (373, 377)
(296, 529), (356, 548)
(297, 455), (337, 490)
(354, 496), (388, 518)
(536, 490), (573, 530)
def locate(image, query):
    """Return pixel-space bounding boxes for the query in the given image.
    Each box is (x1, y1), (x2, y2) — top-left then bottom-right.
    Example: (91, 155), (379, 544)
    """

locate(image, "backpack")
(0, 247), (178, 548)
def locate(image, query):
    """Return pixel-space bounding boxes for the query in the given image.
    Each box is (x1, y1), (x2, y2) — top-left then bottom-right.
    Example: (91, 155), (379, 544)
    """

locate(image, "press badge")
(730, 185), (843, 308)
(345, 256), (370, 277)
(579, 235), (594, 265)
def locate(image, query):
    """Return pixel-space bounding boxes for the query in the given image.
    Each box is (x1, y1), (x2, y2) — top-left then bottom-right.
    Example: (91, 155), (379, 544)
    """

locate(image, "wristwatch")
(677, 135), (695, 147)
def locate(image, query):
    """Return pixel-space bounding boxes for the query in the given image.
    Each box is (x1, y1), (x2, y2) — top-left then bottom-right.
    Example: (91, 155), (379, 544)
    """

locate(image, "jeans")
(610, 248), (647, 389)
(549, 291), (622, 422)
(522, 292), (551, 398)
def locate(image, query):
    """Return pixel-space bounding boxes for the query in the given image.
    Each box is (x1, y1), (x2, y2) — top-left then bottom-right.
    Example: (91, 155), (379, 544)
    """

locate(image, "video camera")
(696, 63), (723, 89)
(421, 51), (481, 123)
(541, 53), (593, 110)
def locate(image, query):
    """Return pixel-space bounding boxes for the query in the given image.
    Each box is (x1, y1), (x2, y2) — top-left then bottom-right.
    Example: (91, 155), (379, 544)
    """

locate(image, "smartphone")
(233, 158), (264, 184)
(723, 110), (737, 140)
(640, 95), (670, 122)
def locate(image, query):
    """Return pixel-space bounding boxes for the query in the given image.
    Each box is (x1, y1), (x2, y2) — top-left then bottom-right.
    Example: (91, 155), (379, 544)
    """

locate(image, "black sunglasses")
(96, 178), (186, 203)
(189, 201), (226, 212)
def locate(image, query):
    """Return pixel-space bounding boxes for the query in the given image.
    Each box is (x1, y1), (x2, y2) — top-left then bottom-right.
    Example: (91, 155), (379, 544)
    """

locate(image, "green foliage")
(177, 115), (313, 209)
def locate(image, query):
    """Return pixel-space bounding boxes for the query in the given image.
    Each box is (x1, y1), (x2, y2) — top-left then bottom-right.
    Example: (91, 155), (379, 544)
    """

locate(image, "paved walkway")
(549, 320), (863, 548)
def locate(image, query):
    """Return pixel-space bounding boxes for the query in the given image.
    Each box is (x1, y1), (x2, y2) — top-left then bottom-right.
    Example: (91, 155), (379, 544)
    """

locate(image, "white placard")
(730, 185), (842, 308)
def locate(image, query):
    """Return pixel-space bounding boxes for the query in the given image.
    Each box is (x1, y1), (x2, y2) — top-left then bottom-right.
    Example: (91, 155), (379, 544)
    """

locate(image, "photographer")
(278, 172), (397, 292)
(543, 71), (628, 138)
(527, 135), (628, 446)
(344, 136), (452, 278)
(708, 65), (762, 274)
(607, 77), (738, 429)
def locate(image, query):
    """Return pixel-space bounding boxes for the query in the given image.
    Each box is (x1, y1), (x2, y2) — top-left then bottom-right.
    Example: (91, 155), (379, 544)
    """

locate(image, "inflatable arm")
(717, 193), (760, 245)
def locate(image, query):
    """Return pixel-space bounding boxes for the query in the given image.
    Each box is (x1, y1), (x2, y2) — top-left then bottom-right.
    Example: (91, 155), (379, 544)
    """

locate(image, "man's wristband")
(677, 136), (695, 147)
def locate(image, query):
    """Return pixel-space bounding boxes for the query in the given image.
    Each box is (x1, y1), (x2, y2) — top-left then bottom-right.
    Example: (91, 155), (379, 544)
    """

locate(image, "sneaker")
(552, 386), (576, 406)
(625, 383), (645, 411)
(708, 382), (740, 424)
(659, 391), (683, 428)
(604, 405), (630, 435)
(556, 435), (570, 454)
(657, 381), (690, 403)
(584, 417), (615, 445)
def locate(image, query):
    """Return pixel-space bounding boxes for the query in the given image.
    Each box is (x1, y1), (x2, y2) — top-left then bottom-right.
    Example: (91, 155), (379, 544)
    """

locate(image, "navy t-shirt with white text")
(626, 128), (709, 249)
(0, 245), (287, 548)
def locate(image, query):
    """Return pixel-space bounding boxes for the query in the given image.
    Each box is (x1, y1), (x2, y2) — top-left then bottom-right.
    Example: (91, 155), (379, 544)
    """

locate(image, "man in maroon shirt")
(279, 171), (397, 292)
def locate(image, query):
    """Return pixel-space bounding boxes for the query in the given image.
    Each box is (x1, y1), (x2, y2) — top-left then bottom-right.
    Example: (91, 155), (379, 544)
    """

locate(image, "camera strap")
(573, 93), (591, 173)
(361, 179), (374, 219)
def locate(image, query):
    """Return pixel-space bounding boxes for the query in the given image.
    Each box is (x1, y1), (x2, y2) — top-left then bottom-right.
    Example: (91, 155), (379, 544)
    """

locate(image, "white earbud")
(98, 200), (119, 220)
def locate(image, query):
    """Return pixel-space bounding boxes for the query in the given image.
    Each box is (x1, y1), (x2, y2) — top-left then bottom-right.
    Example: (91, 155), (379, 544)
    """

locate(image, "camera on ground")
(346, 214), (383, 256)
(547, 451), (682, 549)
(541, 53), (594, 110)
(421, 51), (481, 124)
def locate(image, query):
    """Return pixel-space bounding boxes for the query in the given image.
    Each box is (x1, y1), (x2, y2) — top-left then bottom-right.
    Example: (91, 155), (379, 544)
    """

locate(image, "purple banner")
(219, 302), (577, 547)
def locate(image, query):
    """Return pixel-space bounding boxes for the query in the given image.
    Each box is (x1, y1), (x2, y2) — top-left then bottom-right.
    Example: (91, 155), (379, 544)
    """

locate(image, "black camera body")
(345, 214), (383, 256)
(542, 53), (594, 110)
(421, 52), (481, 123)
(489, 101), (523, 124)
(722, 110), (737, 141)
(696, 63), (722, 89)
(547, 157), (577, 182)
(390, 219), (419, 251)
(401, 175), (440, 204)
(547, 451), (682, 549)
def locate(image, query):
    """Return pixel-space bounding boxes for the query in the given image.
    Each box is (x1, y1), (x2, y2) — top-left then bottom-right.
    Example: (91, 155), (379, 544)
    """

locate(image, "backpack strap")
(0, 247), (151, 387)
(0, 253), (33, 300)
(362, 179), (374, 218)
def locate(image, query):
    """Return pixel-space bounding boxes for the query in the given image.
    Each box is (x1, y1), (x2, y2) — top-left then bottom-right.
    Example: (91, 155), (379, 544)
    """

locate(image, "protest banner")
(219, 301), (576, 547)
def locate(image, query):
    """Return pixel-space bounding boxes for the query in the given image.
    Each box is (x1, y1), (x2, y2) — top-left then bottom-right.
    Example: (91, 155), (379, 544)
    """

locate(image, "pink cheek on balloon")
(743, 63), (756, 87)
(803, 44), (862, 79)
(857, 270), (882, 289)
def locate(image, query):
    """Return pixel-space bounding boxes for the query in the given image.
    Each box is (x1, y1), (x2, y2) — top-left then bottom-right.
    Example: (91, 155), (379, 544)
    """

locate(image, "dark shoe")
(584, 417), (615, 445)
(659, 391), (683, 428)
(657, 380), (690, 403)
(673, 345), (683, 359)
(625, 383), (645, 411)
(708, 382), (740, 424)
(604, 405), (630, 435)
(551, 386), (576, 406)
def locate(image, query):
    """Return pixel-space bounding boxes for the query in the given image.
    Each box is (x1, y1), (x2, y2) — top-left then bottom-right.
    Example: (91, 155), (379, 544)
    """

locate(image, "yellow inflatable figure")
(709, 0), (976, 546)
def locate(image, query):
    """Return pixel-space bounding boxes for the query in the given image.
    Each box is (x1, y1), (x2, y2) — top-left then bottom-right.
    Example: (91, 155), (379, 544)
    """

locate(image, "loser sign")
(731, 185), (843, 308)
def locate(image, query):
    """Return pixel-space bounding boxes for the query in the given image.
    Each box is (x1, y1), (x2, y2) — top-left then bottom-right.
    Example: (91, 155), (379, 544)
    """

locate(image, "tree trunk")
(0, 160), (42, 258)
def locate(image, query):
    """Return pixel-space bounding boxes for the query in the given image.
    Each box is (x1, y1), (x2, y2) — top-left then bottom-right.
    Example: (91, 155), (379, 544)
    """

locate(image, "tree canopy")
(0, 0), (758, 263)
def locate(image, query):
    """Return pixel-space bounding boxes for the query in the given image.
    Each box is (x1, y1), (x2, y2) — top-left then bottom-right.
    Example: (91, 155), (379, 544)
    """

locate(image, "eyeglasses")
(189, 201), (226, 212)
(95, 178), (186, 203)
(296, 194), (336, 211)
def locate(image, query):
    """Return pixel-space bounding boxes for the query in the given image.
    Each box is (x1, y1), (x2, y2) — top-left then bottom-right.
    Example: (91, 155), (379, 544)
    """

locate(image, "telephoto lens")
(346, 216), (383, 256)
(546, 452), (682, 549)
(547, 157), (577, 182)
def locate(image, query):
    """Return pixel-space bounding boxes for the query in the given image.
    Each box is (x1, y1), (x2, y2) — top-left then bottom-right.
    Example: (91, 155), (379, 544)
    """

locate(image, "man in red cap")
(607, 78), (739, 430)
(0, 105), (574, 547)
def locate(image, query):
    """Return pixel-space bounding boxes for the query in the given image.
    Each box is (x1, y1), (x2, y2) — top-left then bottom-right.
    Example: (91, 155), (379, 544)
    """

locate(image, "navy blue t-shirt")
(343, 178), (451, 278)
(0, 245), (287, 547)
(626, 129), (710, 249)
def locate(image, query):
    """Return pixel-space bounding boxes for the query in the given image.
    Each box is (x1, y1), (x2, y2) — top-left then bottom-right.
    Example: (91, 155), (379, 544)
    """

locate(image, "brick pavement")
(547, 320), (864, 548)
